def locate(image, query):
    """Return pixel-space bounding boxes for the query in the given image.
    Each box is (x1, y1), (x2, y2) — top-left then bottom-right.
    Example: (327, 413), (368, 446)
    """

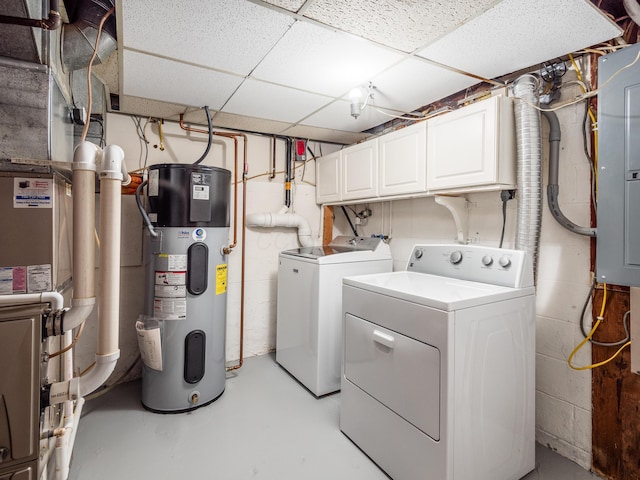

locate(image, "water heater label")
(155, 271), (186, 286)
(155, 284), (187, 298)
(157, 254), (188, 271)
(193, 185), (209, 200)
(153, 298), (187, 320)
(216, 264), (227, 295)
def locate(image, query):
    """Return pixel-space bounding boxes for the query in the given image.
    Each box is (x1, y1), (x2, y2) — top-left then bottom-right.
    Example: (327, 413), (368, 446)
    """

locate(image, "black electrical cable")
(135, 179), (158, 237)
(498, 190), (514, 248)
(193, 105), (212, 165)
(341, 206), (358, 237)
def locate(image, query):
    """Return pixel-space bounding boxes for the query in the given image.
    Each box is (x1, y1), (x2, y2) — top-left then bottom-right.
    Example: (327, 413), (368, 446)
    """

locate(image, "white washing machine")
(277, 236), (392, 396)
(340, 244), (536, 480)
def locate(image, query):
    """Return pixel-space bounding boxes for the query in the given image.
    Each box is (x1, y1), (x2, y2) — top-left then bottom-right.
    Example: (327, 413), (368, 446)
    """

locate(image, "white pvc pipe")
(69, 142), (99, 329)
(0, 291), (63, 310)
(246, 210), (314, 247)
(79, 144), (124, 395)
(48, 143), (124, 402)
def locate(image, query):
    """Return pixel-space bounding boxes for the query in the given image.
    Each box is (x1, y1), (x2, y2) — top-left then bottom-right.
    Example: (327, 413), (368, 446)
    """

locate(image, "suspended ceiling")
(112, 0), (622, 143)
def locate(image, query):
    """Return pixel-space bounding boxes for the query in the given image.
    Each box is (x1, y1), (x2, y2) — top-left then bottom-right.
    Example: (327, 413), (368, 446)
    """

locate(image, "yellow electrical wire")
(568, 53), (599, 194)
(568, 284), (631, 370)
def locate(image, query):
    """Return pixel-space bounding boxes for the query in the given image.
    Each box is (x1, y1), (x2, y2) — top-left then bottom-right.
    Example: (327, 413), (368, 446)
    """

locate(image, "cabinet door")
(379, 122), (427, 196)
(315, 150), (342, 204)
(427, 95), (502, 190)
(342, 140), (378, 201)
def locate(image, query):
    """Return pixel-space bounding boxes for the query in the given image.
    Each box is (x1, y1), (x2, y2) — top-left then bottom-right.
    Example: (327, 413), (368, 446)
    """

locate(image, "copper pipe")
(0, 0), (61, 30)
(179, 115), (239, 252)
(179, 115), (247, 371)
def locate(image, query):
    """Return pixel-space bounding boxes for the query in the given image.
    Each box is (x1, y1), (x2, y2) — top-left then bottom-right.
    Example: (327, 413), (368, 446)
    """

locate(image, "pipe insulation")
(511, 74), (543, 280)
(61, 0), (117, 71)
(542, 110), (596, 237)
(246, 210), (314, 247)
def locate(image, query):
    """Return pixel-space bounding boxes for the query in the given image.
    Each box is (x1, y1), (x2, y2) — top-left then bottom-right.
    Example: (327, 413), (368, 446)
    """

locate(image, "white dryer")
(277, 236), (392, 396)
(340, 244), (535, 480)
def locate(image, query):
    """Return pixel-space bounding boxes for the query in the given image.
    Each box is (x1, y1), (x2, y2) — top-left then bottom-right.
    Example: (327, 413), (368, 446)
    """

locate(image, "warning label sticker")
(155, 271), (186, 286)
(216, 264), (227, 295)
(153, 298), (187, 320)
(155, 284), (187, 298)
(14, 177), (53, 208)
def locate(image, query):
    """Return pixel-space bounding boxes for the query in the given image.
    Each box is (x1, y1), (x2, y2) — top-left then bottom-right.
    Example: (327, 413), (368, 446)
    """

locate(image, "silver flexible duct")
(511, 74), (542, 281)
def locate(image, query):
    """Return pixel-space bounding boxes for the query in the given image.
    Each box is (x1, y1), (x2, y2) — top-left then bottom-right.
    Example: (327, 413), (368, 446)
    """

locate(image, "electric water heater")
(138, 163), (230, 413)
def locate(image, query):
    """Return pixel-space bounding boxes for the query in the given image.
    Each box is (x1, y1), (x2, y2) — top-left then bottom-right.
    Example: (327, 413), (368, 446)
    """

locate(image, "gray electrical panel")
(596, 43), (640, 286)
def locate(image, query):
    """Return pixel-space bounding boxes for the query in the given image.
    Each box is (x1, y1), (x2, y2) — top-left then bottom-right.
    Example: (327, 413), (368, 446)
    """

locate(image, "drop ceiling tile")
(417, 0), (622, 80)
(222, 78), (334, 123)
(120, 0), (294, 75)
(300, 99), (393, 133)
(303, 0), (500, 53)
(251, 21), (404, 97)
(369, 57), (478, 113)
(122, 50), (243, 110)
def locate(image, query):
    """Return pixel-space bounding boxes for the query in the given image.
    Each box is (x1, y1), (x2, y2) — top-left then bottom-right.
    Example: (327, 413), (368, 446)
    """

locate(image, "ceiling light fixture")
(349, 82), (374, 119)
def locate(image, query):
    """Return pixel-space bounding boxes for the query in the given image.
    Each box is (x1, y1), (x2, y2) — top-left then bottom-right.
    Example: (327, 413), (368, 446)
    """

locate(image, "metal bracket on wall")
(434, 195), (469, 244)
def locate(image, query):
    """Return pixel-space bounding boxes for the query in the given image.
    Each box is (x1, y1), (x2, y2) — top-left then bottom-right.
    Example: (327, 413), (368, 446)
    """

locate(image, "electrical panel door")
(597, 43), (640, 286)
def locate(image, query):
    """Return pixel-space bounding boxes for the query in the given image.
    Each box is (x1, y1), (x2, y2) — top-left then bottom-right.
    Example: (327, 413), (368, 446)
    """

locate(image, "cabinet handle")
(373, 329), (395, 349)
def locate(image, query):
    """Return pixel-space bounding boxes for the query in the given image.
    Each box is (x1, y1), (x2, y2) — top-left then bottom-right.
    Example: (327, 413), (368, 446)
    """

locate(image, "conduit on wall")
(541, 110), (596, 237)
(512, 74), (543, 281)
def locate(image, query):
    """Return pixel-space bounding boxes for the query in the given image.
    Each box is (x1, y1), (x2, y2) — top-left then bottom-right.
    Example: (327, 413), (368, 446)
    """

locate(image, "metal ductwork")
(511, 74), (543, 282)
(61, 0), (116, 71)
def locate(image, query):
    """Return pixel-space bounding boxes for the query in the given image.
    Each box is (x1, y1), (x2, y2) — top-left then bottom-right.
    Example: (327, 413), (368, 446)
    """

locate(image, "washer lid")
(343, 271), (535, 311)
(280, 236), (391, 263)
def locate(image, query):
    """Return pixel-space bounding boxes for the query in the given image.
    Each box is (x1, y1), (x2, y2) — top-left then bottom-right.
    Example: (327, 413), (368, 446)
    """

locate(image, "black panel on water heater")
(187, 242), (208, 295)
(184, 330), (206, 384)
(148, 164), (230, 228)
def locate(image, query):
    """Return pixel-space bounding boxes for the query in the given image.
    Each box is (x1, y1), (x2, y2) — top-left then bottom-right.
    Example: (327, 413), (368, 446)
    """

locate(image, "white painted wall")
(80, 75), (592, 468)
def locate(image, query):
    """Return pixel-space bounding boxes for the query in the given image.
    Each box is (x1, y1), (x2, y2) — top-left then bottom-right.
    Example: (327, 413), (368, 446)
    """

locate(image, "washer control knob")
(498, 256), (512, 268)
(449, 250), (463, 265)
(482, 255), (493, 266)
(414, 249), (423, 259)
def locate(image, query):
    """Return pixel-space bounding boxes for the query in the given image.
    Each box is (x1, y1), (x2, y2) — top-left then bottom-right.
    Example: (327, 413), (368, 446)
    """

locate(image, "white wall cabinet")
(315, 150), (342, 204)
(315, 95), (516, 205)
(342, 141), (378, 201)
(378, 121), (427, 196)
(426, 95), (515, 192)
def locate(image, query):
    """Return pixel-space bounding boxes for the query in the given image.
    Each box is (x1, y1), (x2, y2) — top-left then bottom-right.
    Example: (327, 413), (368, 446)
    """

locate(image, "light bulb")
(349, 88), (363, 119)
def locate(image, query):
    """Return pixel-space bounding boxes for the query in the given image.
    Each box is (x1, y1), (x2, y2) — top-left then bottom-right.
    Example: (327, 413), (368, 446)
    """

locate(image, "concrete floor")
(70, 353), (602, 480)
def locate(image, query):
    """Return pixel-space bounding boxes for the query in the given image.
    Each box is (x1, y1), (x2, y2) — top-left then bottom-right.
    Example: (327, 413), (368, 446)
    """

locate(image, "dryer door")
(344, 314), (441, 440)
